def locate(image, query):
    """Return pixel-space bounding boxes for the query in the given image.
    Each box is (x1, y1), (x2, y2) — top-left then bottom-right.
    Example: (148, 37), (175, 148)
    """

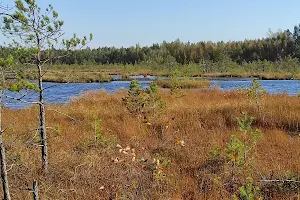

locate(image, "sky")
(0, 0), (300, 48)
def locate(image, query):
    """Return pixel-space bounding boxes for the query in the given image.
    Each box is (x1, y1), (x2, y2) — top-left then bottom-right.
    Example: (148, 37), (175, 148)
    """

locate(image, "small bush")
(123, 80), (166, 116)
(208, 113), (262, 196)
(232, 177), (263, 200)
(247, 79), (266, 105)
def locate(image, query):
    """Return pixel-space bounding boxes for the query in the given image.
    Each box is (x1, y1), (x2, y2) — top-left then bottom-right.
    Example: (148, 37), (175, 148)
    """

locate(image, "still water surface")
(4, 79), (300, 109)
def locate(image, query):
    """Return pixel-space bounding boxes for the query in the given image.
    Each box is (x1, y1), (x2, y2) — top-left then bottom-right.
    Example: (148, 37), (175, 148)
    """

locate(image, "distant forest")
(3, 24), (300, 73)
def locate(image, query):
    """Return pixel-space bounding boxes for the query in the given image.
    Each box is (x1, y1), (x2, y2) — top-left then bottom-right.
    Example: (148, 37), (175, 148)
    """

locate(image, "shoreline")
(41, 74), (299, 83)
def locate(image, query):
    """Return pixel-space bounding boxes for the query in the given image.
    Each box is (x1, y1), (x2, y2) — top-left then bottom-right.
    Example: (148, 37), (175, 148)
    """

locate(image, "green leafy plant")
(226, 135), (245, 167)
(123, 79), (149, 114)
(146, 81), (166, 113)
(8, 74), (39, 93)
(211, 113), (262, 197)
(232, 177), (263, 200)
(237, 112), (261, 163)
(237, 112), (255, 132)
(90, 118), (116, 147)
(226, 113), (261, 171)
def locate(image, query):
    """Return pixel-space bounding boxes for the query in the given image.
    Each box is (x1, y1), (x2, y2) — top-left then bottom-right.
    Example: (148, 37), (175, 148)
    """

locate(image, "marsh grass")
(155, 78), (210, 89)
(21, 63), (300, 83)
(48, 64), (300, 80)
(1, 89), (300, 199)
(41, 71), (113, 83)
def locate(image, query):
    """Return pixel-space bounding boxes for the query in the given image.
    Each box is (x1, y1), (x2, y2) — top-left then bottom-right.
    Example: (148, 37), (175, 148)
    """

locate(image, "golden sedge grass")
(1, 89), (299, 199)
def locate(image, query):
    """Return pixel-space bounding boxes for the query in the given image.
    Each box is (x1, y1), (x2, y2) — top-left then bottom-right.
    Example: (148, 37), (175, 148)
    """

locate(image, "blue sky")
(1, 0), (299, 48)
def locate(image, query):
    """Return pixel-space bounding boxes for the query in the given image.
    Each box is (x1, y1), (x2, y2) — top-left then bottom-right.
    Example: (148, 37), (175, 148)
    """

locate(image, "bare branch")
(47, 109), (77, 122)
(6, 164), (14, 172)
(5, 95), (41, 105)
(11, 186), (32, 191)
(41, 52), (70, 66)
(42, 82), (70, 91)
(25, 128), (40, 147)
(259, 179), (300, 184)
(41, 70), (48, 78)
(0, 126), (9, 136)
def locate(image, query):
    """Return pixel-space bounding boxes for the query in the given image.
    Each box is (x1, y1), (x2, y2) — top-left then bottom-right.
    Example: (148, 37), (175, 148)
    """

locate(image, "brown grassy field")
(40, 70), (113, 83)
(194, 72), (298, 80)
(1, 89), (300, 199)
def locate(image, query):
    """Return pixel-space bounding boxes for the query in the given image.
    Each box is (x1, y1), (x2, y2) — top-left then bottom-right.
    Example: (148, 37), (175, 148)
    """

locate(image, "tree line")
(1, 26), (300, 68)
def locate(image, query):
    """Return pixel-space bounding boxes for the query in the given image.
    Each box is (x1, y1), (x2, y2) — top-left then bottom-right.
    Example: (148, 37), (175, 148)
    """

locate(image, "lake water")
(4, 79), (300, 109)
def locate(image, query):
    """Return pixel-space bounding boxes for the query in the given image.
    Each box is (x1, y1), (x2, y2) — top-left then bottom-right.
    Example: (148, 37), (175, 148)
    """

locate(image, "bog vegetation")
(0, 0), (299, 200)
(0, 81), (299, 199)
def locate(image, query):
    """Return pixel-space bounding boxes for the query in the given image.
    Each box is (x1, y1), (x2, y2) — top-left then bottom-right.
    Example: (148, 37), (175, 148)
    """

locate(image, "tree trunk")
(38, 63), (48, 172)
(32, 179), (39, 200)
(0, 91), (11, 200)
(35, 20), (48, 171)
(0, 136), (10, 200)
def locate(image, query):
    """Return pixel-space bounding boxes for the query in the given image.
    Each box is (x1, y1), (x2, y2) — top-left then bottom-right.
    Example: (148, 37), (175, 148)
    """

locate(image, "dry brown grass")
(1, 89), (300, 199)
(193, 72), (297, 80)
(30, 70), (113, 83)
